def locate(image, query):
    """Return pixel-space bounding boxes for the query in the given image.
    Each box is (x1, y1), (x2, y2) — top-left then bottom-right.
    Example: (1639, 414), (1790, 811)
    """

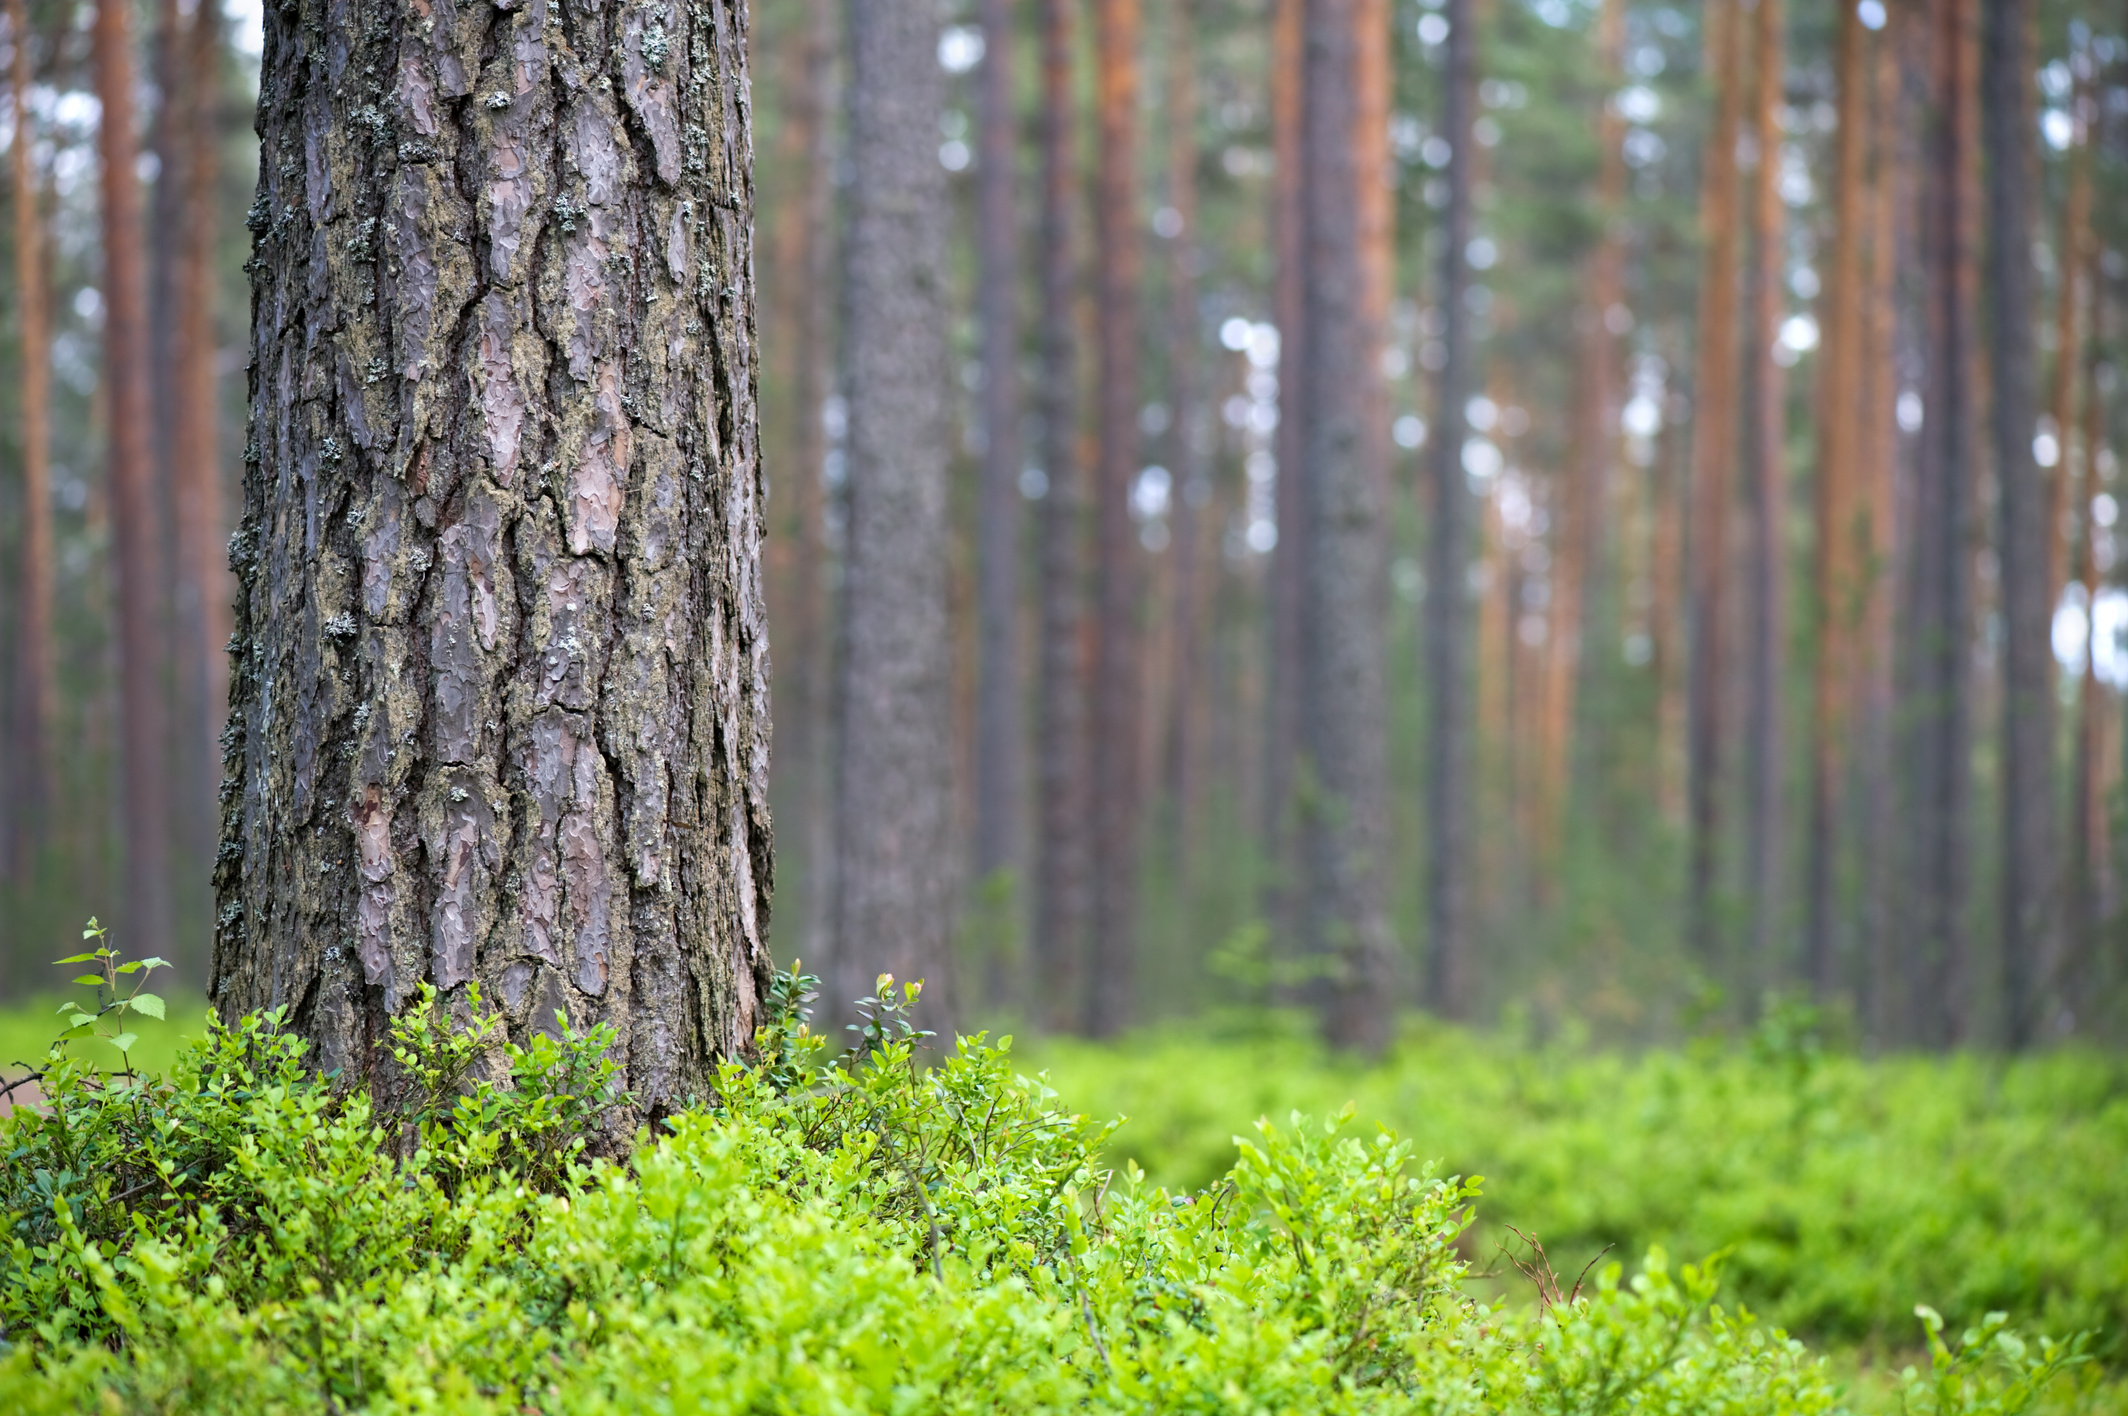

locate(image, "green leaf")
(58, 1024), (92, 1040)
(73, 974), (106, 987)
(115, 961), (142, 974)
(109, 1032), (139, 1054)
(136, 957), (170, 971)
(130, 994), (166, 1020)
(53, 953), (99, 965)
(64, 1012), (97, 1031)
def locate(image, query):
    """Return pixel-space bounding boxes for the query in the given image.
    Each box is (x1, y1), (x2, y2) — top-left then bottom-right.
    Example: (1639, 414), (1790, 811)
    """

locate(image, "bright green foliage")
(0, 973), (2102, 1413)
(1032, 1014), (2128, 1353)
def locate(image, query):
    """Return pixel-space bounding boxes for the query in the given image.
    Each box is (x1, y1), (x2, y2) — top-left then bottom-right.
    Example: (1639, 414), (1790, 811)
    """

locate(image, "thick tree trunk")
(215, 0), (774, 1116)
(1687, 0), (1742, 964)
(1904, 0), (1978, 1046)
(1299, 0), (1393, 1050)
(1742, 0), (1786, 990)
(7, 0), (52, 887)
(1809, 0), (1867, 996)
(1032, 0), (1087, 1032)
(973, 0), (1022, 910)
(1983, 0), (2052, 1049)
(836, 0), (957, 1030)
(172, 0), (233, 978)
(1424, 0), (1475, 1017)
(96, 0), (174, 969)
(1085, 0), (1143, 1038)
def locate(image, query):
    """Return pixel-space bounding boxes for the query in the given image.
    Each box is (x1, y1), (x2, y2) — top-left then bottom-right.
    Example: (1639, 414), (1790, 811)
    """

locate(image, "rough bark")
(1742, 0), (1786, 989)
(1808, 0), (1867, 995)
(835, 0), (957, 1031)
(172, 0), (234, 974)
(1687, 0), (1743, 963)
(1298, 0), (1393, 1050)
(1904, 0), (1978, 1046)
(1983, 0), (2052, 1049)
(214, 0), (774, 1116)
(96, 0), (175, 968)
(1032, 0), (1086, 1032)
(1084, 0), (1142, 1038)
(1424, 0), (1475, 1018)
(974, 0), (1022, 905)
(7, 0), (52, 886)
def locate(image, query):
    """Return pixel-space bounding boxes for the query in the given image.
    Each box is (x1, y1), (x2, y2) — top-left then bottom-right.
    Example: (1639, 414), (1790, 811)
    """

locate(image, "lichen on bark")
(215, 0), (773, 1118)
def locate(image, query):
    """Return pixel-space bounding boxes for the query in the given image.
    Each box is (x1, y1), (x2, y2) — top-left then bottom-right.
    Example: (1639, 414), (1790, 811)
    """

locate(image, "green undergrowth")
(1030, 1006), (2128, 1366)
(3, 976), (2111, 1413)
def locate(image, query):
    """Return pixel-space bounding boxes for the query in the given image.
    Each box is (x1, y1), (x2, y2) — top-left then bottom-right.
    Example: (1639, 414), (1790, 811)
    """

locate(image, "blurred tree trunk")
(1299, 0), (1393, 1050)
(1905, 0), (1979, 1046)
(1859, 12), (1904, 1038)
(1085, 0), (1143, 1037)
(1033, 0), (1087, 1032)
(1264, 0), (1303, 924)
(171, 0), (233, 978)
(96, 0), (174, 967)
(1424, 0), (1476, 1018)
(7, 0), (52, 888)
(1742, 0), (1786, 990)
(837, 0), (958, 1031)
(765, 0), (840, 975)
(974, 0), (1023, 936)
(1161, 0), (1203, 855)
(1809, 0), (1867, 997)
(1688, 0), (1743, 963)
(216, 0), (773, 1114)
(1983, 0), (2051, 1049)
(2058, 73), (2098, 1025)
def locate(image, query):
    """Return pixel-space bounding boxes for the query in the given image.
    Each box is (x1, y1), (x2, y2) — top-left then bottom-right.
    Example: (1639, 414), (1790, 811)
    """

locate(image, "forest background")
(0, 0), (2125, 1055)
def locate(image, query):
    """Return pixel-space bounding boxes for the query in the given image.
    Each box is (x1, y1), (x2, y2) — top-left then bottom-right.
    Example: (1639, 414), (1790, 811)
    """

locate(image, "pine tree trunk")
(171, 0), (232, 980)
(1085, 0), (1143, 1037)
(974, 0), (1022, 915)
(1299, 0), (1393, 1050)
(1161, 0), (1204, 855)
(1983, 0), (2052, 1048)
(1742, 0), (1786, 990)
(1809, 0), (1868, 996)
(1263, 0), (1304, 918)
(96, 0), (174, 969)
(1905, 0), (1979, 1046)
(1424, 0), (1476, 1017)
(215, 0), (774, 1116)
(2067, 225), (2105, 1017)
(1032, 0), (1087, 1032)
(836, 0), (957, 1030)
(7, 0), (52, 887)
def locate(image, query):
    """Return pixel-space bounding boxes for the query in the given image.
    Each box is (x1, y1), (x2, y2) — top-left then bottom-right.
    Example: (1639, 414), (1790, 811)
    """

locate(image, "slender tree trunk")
(1299, 0), (1393, 1050)
(1860, 10), (1905, 1039)
(1983, 0), (2051, 1049)
(1264, 0), (1304, 926)
(1085, 0), (1143, 1037)
(96, 0), (174, 968)
(2068, 229), (2105, 1018)
(974, 0), (1023, 921)
(1809, 0), (1868, 996)
(171, 0), (232, 979)
(1905, 0), (1978, 1046)
(1424, 0), (1476, 1017)
(216, 0), (773, 1113)
(1161, 0), (1204, 852)
(1033, 0), (1087, 1032)
(7, 0), (52, 887)
(1742, 0), (1786, 991)
(836, 0), (958, 1031)
(1688, 0), (1743, 963)
(2055, 65), (2094, 1023)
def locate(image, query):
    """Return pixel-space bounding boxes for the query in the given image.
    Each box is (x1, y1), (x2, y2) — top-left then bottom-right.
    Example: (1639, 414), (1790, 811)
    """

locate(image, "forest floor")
(3, 994), (2122, 1408)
